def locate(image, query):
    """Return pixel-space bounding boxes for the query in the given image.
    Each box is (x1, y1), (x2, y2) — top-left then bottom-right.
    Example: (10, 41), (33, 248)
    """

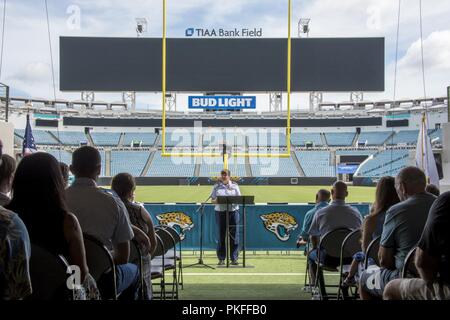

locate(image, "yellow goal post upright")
(161, 0), (293, 169)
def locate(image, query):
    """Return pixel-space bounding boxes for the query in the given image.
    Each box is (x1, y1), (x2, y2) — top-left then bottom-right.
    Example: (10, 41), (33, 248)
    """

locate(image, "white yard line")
(183, 273), (337, 276)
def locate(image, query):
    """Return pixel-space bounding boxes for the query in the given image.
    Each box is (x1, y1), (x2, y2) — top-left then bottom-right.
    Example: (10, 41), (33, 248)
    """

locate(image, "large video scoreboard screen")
(60, 37), (384, 92)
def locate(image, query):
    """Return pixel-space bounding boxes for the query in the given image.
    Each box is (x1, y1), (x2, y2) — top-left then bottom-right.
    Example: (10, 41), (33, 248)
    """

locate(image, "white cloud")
(11, 61), (52, 83)
(399, 30), (450, 71)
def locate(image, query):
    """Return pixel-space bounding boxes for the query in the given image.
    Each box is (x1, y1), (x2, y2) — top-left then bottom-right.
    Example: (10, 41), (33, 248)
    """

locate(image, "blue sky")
(0, 0), (449, 110)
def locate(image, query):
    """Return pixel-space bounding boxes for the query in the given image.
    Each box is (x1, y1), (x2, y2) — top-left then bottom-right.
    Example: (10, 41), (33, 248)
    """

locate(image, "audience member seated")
(425, 184), (440, 197)
(383, 191), (450, 300)
(0, 139), (32, 300)
(6, 152), (97, 299)
(307, 181), (363, 286)
(112, 173), (158, 300)
(60, 162), (70, 188)
(343, 176), (400, 286)
(0, 152), (16, 207)
(296, 189), (330, 246)
(65, 146), (140, 300)
(359, 167), (436, 300)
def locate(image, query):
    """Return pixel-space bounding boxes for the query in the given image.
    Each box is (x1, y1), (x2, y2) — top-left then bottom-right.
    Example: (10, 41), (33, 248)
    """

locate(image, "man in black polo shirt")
(384, 191), (450, 300)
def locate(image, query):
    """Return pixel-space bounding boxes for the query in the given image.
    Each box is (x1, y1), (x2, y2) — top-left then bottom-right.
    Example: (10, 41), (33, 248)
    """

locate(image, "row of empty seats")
(295, 151), (336, 177)
(32, 148), (415, 178)
(356, 149), (409, 177)
(15, 128), (442, 148)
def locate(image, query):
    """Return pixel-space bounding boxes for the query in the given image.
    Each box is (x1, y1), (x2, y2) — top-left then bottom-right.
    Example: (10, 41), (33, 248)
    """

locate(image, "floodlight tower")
(123, 18), (149, 111)
(299, 19), (322, 113)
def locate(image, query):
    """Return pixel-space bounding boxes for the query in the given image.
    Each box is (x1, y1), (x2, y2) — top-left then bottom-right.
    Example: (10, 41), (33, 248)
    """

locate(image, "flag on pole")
(415, 113), (439, 186)
(22, 114), (37, 156)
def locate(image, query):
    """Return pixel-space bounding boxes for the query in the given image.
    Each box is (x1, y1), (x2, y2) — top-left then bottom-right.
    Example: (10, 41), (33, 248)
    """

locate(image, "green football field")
(131, 185), (372, 299)
(133, 185), (376, 203)
(159, 252), (342, 300)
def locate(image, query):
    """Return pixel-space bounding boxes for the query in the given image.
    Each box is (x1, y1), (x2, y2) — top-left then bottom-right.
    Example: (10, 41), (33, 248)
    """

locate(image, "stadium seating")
(250, 157), (299, 177)
(147, 151), (196, 177)
(429, 128), (442, 141)
(45, 149), (72, 165)
(387, 130), (419, 145)
(122, 132), (157, 147)
(160, 130), (198, 147)
(295, 151), (335, 177)
(290, 132), (323, 146)
(356, 149), (409, 177)
(357, 131), (392, 146)
(91, 132), (121, 146)
(110, 151), (149, 176)
(199, 157), (247, 177)
(336, 150), (374, 156)
(324, 132), (356, 146)
(15, 129), (59, 145)
(54, 131), (88, 146)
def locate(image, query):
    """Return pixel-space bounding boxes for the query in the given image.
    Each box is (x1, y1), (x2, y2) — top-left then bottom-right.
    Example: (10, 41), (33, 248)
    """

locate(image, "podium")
(216, 196), (255, 268)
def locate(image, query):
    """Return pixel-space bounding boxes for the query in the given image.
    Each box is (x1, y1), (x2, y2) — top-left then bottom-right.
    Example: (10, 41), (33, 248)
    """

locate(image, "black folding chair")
(364, 236), (381, 269)
(83, 234), (117, 300)
(302, 241), (312, 292)
(402, 247), (419, 278)
(151, 234), (166, 299)
(312, 228), (352, 300)
(337, 229), (362, 300)
(160, 225), (184, 289)
(129, 239), (145, 299)
(154, 227), (178, 299)
(28, 244), (70, 300)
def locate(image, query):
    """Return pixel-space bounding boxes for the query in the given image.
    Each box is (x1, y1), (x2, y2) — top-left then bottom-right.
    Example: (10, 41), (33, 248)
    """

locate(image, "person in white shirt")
(211, 169), (241, 265)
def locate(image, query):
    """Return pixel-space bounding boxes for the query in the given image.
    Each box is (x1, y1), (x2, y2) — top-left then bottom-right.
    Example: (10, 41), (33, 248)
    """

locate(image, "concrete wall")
(440, 122), (450, 192)
(0, 121), (14, 156)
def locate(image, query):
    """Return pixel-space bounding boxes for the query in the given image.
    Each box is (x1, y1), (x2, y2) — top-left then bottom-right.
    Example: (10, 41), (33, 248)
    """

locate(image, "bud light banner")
(144, 203), (370, 250)
(188, 96), (256, 110)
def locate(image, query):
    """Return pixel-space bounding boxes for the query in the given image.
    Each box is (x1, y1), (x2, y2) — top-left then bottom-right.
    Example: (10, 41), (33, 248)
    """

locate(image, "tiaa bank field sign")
(188, 96), (256, 110)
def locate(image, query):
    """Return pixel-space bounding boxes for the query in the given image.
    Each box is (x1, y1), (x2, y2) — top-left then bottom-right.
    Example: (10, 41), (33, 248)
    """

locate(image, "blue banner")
(144, 203), (370, 250)
(188, 96), (256, 110)
(337, 164), (359, 174)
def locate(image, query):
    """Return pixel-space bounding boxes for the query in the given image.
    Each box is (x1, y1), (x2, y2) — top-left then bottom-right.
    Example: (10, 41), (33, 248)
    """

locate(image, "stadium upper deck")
(2, 95), (447, 180)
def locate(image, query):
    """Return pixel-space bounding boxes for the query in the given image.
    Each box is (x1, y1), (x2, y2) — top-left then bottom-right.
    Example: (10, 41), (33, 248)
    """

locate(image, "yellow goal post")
(161, 0), (292, 160)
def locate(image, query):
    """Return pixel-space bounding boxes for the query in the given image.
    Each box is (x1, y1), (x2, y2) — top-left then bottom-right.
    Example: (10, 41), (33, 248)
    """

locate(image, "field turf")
(131, 185), (371, 299)
(134, 185), (376, 203)
(161, 252), (342, 300)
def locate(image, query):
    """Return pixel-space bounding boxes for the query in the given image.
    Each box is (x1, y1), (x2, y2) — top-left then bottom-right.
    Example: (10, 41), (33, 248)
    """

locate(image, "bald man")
(359, 167), (437, 300)
(307, 181), (362, 294)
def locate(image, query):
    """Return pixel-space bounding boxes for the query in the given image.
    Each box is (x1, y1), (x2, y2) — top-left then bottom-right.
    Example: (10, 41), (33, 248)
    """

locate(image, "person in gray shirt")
(308, 181), (362, 287)
(360, 166), (436, 299)
(66, 146), (141, 300)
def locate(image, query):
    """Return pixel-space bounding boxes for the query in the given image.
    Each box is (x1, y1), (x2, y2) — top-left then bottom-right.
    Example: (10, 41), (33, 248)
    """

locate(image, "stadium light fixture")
(161, 0), (292, 160)
(298, 18), (310, 38)
(136, 18), (148, 37)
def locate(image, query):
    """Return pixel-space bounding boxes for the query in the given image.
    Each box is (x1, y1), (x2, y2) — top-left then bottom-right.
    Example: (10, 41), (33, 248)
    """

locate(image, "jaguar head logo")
(260, 212), (298, 241)
(156, 212), (194, 240)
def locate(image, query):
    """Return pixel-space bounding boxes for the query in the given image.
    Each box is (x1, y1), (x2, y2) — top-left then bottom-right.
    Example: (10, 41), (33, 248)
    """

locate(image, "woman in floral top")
(0, 205), (32, 300)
